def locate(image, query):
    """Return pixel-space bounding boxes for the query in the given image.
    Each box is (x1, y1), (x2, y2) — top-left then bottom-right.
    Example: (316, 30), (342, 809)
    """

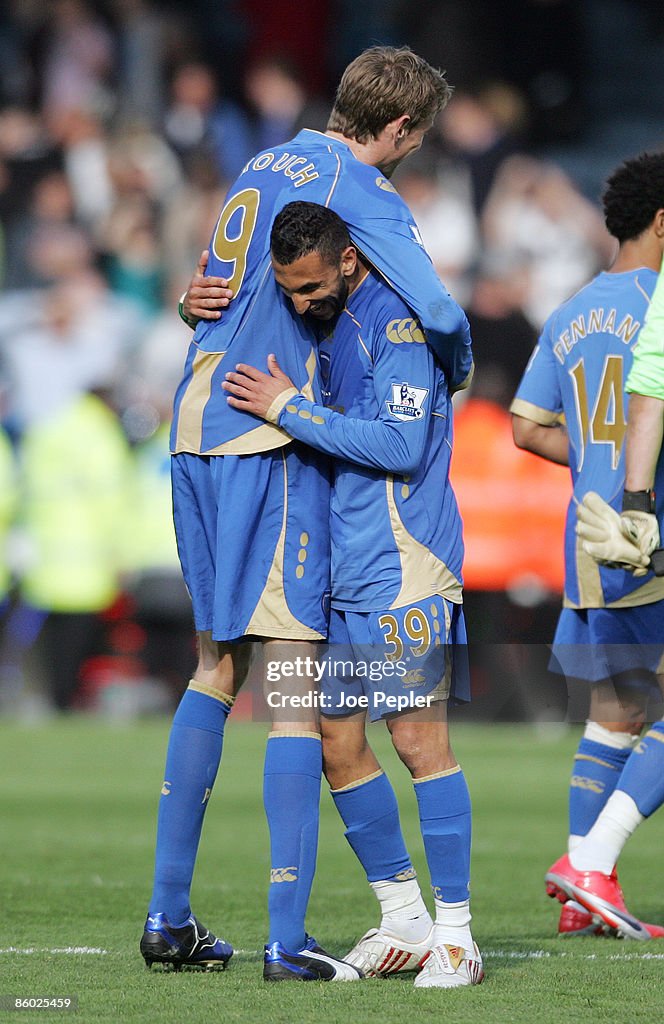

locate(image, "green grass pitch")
(2, 718), (663, 1023)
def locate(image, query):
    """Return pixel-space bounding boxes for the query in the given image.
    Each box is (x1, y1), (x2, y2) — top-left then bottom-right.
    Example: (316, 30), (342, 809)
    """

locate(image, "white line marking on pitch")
(0, 947), (257, 957)
(3, 946), (664, 962)
(483, 949), (664, 961)
(0, 947), (109, 955)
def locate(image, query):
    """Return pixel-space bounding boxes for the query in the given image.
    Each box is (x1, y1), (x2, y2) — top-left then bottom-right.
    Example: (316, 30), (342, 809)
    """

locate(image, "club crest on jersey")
(386, 382), (429, 421)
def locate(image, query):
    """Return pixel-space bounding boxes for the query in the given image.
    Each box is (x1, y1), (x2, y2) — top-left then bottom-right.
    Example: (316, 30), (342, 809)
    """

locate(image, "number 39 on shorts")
(377, 596), (451, 661)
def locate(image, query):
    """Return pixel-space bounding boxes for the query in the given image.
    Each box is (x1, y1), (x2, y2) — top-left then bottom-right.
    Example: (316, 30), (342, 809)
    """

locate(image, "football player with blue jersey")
(511, 153), (664, 939)
(223, 202), (483, 989)
(142, 47), (473, 981)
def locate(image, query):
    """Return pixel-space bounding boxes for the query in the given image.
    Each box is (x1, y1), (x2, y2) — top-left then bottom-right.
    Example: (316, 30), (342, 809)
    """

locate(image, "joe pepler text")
(266, 690), (437, 711)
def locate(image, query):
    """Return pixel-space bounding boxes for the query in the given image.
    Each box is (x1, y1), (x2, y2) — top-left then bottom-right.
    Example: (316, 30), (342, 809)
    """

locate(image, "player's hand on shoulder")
(182, 250), (234, 325)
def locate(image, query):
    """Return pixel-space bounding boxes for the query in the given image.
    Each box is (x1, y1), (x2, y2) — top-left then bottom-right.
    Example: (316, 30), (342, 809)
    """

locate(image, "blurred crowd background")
(0, 0), (663, 718)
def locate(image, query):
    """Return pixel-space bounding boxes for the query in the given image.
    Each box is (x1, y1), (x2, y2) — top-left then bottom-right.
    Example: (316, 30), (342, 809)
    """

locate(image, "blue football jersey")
(170, 129), (472, 456)
(511, 268), (664, 608)
(274, 271), (464, 611)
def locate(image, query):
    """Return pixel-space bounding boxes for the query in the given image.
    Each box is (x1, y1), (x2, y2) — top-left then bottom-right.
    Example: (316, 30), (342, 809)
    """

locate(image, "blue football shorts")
(320, 594), (470, 721)
(171, 444), (331, 642)
(550, 602), (664, 683)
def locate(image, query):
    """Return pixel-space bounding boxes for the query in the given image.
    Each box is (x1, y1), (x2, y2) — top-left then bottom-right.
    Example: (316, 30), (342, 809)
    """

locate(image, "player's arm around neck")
(512, 414), (569, 466)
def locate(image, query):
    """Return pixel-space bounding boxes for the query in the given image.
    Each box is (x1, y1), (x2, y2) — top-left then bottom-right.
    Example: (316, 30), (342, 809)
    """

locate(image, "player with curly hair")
(512, 151), (664, 939)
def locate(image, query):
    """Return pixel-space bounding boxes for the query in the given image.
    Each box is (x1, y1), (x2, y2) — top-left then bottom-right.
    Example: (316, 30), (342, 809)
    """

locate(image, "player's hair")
(327, 46), (452, 143)
(271, 202), (351, 266)
(603, 152), (664, 242)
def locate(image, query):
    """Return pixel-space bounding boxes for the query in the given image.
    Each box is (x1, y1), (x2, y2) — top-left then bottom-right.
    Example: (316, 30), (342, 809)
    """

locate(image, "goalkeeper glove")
(576, 492), (650, 576)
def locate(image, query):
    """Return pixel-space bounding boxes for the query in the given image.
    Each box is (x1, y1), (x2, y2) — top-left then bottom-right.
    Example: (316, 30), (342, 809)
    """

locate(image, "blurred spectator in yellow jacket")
(18, 390), (132, 709)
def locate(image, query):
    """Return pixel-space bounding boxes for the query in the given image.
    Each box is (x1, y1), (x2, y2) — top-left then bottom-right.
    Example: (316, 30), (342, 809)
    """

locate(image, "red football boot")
(546, 853), (664, 940)
(558, 901), (604, 937)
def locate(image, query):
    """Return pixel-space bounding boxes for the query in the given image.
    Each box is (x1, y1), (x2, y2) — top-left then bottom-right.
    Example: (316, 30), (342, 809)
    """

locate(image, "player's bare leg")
(387, 701), (458, 776)
(193, 629), (253, 698)
(263, 639), (319, 734)
(322, 710), (381, 790)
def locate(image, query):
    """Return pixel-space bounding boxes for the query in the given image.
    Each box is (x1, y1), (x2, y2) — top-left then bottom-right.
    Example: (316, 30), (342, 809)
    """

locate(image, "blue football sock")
(617, 720), (664, 817)
(414, 767), (471, 903)
(331, 770), (413, 882)
(264, 733), (322, 952)
(569, 736), (632, 839)
(149, 682), (232, 926)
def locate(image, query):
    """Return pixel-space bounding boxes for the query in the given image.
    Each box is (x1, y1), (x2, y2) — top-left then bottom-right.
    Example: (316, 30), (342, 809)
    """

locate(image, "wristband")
(651, 548), (664, 576)
(178, 291), (200, 330)
(622, 489), (656, 514)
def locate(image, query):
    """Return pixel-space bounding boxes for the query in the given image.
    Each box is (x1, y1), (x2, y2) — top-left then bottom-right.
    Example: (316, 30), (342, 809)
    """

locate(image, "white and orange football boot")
(413, 942), (484, 989)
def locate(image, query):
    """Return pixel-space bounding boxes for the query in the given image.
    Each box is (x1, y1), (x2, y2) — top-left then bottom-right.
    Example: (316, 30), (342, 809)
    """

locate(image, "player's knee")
(194, 632), (251, 695)
(321, 722), (366, 778)
(591, 678), (648, 734)
(390, 723), (446, 777)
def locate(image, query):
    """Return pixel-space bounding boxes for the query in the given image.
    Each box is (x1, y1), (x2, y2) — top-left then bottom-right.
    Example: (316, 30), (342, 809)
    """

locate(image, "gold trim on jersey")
(385, 477), (462, 607)
(605, 575), (664, 607)
(426, 661), (453, 704)
(203, 424), (291, 455)
(643, 727), (664, 745)
(357, 334), (372, 363)
(174, 349), (319, 455)
(634, 274), (652, 305)
(565, 535), (664, 608)
(266, 387), (299, 424)
(323, 152), (342, 206)
(453, 361), (475, 394)
(244, 449), (325, 640)
(339, 304), (374, 364)
(173, 349), (224, 453)
(509, 397), (560, 426)
(567, 534), (605, 608)
(208, 349), (317, 453)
